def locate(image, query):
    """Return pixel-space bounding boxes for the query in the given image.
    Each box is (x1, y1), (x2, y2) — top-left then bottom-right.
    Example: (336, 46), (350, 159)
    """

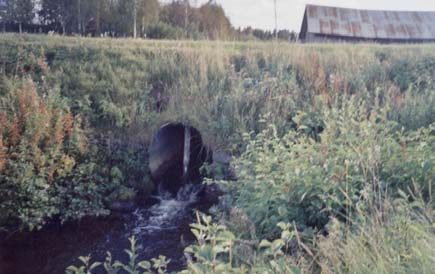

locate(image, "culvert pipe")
(148, 123), (211, 195)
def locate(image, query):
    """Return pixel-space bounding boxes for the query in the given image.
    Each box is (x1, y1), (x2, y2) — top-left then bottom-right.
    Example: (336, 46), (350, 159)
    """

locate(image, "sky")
(167, 0), (435, 31)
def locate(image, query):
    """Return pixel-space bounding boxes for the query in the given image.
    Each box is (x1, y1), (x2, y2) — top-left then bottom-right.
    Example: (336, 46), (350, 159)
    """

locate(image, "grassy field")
(0, 34), (434, 273)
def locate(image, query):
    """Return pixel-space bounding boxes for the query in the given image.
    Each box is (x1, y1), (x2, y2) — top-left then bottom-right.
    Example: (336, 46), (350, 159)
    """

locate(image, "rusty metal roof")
(304, 4), (435, 40)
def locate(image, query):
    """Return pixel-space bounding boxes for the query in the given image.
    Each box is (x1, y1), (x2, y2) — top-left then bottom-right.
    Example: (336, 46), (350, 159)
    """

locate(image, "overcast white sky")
(169, 0), (435, 31)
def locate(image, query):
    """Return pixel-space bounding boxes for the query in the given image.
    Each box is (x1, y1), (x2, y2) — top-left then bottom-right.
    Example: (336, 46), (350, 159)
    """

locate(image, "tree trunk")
(185, 3), (189, 37)
(77, 0), (81, 35)
(133, 0), (137, 39)
(19, 22), (22, 34)
(141, 17), (145, 38)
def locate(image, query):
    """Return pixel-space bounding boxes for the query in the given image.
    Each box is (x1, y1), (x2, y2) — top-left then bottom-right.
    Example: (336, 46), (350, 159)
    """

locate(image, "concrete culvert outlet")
(148, 123), (212, 195)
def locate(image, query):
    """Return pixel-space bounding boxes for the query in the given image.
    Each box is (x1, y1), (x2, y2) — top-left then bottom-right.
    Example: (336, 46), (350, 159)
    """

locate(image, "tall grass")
(317, 197), (434, 274)
(1, 33), (434, 150)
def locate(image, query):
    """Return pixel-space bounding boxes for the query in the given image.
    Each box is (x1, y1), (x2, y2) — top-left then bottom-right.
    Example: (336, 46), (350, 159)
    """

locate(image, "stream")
(0, 124), (218, 274)
(0, 183), (213, 274)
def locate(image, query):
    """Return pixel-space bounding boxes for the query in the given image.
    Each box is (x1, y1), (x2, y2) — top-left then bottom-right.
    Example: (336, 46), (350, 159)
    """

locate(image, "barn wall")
(303, 32), (435, 43)
(300, 5), (435, 43)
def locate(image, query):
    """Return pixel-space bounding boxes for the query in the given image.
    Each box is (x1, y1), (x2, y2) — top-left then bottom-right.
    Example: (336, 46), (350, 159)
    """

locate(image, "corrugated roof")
(304, 4), (435, 40)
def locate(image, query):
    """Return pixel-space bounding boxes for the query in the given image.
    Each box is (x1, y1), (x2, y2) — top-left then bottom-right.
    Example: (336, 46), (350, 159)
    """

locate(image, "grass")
(1, 33), (434, 150)
(0, 33), (434, 273)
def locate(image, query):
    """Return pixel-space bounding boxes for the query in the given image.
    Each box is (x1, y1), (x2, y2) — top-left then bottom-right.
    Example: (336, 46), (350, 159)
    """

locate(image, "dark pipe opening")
(149, 123), (212, 195)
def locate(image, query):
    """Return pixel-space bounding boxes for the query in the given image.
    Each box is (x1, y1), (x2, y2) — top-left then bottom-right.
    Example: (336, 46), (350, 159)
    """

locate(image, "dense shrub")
(0, 79), (112, 230)
(146, 22), (185, 40)
(223, 96), (434, 239)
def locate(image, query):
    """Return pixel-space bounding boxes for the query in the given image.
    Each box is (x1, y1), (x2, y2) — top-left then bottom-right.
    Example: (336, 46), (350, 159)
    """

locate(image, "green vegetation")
(0, 78), (106, 230)
(0, 0), (293, 41)
(66, 235), (171, 274)
(0, 34), (434, 273)
(226, 105), (434, 239)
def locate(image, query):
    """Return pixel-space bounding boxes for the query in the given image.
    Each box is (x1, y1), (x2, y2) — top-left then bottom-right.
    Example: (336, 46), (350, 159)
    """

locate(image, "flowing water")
(0, 183), (211, 274)
(0, 127), (215, 274)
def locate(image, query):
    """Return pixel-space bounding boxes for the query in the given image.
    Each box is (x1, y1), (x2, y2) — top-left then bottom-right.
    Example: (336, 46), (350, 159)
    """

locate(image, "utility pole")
(274, 0), (278, 40)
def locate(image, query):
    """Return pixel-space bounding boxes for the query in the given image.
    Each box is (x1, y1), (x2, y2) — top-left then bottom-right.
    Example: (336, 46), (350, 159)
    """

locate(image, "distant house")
(299, 4), (435, 43)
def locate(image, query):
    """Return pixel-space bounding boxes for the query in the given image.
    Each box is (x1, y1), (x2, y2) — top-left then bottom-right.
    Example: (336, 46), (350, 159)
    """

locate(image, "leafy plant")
(222, 95), (434, 239)
(0, 79), (110, 230)
(66, 235), (170, 274)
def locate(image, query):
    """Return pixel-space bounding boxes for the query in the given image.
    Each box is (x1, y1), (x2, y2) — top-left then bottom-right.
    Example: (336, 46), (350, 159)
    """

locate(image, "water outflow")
(0, 125), (213, 274)
(132, 124), (201, 237)
(0, 181), (205, 274)
(132, 126), (195, 234)
(132, 183), (202, 235)
(149, 123), (211, 194)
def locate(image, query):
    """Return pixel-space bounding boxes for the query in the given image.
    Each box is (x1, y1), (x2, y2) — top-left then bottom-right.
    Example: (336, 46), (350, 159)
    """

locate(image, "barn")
(299, 5), (435, 43)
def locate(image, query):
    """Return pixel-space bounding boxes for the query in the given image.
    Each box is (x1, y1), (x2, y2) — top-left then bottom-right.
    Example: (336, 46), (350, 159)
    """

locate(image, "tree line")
(0, 0), (296, 41)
